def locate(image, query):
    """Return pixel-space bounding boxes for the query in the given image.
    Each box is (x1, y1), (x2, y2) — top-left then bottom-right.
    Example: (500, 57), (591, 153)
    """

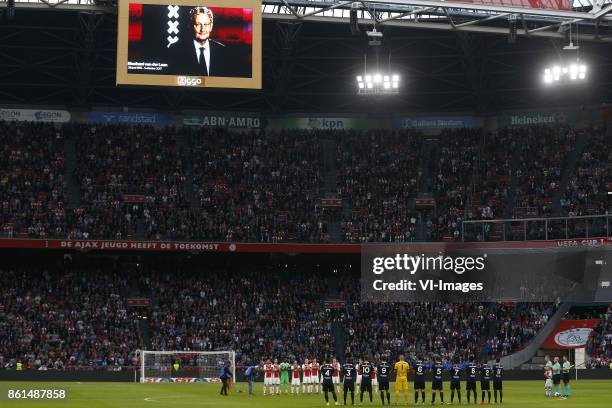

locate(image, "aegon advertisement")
(0, 108), (71, 123)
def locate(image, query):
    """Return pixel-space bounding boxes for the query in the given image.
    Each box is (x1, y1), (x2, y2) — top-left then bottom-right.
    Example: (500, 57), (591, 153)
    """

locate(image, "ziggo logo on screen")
(177, 76), (203, 86)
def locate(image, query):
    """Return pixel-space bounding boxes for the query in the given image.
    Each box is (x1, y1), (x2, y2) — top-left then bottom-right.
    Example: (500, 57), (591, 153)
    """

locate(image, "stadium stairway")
(138, 318), (153, 350)
(502, 143), (522, 219)
(321, 137), (342, 242)
(176, 133), (199, 209)
(421, 138), (436, 193)
(551, 130), (589, 216)
(64, 127), (81, 209)
(499, 301), (572, 368)
(331, 321), (346, 362)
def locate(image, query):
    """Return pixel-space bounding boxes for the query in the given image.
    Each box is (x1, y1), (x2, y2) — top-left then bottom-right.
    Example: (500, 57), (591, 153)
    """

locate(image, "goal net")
(138, 350), (235, 383)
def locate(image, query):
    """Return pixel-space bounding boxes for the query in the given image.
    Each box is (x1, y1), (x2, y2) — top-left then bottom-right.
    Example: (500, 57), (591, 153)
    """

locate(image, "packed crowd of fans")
(0, 267), (139, 370)
(73, 124), (187, 240)
(146, 267), (334, 365)
(0, 121), (609, 243)
(186, 129), (327, 242)
(560, 127), (609, 218)
(336, 131), (422, 242)
(427, 129), (482, 241)
(337, 274), (558, 364)
(0, 122), (66, 239)
(585, 305), (612, 369)
(1, 262), (609, 371)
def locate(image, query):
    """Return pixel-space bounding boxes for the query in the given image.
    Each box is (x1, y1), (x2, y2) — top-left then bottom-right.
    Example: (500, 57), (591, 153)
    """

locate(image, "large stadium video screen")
(116, 0), (261, 89)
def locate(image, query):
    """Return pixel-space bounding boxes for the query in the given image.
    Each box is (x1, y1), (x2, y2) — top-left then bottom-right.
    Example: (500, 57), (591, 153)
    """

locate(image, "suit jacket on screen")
(166, 39), (249, 78)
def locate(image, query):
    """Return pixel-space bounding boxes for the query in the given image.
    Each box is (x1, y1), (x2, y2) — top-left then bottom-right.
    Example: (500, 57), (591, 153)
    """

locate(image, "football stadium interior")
(0, 0), (610, 407)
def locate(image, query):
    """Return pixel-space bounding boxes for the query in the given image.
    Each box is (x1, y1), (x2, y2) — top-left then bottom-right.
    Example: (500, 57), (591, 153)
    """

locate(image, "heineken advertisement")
(497, 111), (577, 127)
(393, 116), (476, 129)
(183, 114), (261, 128)
(273, 117), (374, 130)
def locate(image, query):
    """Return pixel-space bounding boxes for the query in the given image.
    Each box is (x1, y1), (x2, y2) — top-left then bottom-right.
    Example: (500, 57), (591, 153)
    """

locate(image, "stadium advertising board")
(0, 108), (71, 123)
(87, 111), (174, 125)
(497, 111), (577, 126)
(447, 0), (570, 11)
(0, 237), (610, 253)
(392, 116), (476, 129)
(183, 113), (261, 128)
(272, 117), (374, 130)
(117, 0), (262, 89)
(542, 320), (600, 349)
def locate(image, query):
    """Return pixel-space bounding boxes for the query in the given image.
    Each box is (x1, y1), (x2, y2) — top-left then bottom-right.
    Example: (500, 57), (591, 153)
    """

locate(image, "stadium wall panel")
(0, 370), (136, 382)
(0, 370), (610, 382)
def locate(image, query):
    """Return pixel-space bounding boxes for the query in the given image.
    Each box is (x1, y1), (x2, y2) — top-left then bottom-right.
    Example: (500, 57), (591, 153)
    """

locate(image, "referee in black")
(220, 361), (232, 396)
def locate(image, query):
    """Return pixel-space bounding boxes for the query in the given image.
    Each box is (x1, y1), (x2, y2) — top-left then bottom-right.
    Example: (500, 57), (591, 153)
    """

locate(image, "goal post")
(137, 350), (236, 383)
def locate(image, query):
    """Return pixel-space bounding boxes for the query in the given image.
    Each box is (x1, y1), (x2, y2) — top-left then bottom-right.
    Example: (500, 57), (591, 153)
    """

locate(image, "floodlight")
(542, 62), (588, 85)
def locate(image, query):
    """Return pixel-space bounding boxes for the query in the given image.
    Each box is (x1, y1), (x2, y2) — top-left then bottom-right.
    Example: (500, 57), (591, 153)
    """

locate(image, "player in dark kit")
(377, 359), (391, 405)
(480, 360), (492, 404)
(342, 359), (356, 406)
(359, 359), (374, 404)
(450, 359), (462, 404)
(493, 358), (503, 403)
(413, 357), (427, 405)
(321, 359), (339, 406)
(466, 358), (478, 404)
(431, 358), (445, 405)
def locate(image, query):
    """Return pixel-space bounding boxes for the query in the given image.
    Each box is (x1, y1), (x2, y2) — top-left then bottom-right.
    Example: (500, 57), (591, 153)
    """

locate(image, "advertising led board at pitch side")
(117, 0), (261, 89)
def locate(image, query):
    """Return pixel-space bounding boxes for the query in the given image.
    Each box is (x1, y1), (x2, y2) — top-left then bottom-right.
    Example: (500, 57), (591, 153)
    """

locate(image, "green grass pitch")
(0, 381), (610, 408)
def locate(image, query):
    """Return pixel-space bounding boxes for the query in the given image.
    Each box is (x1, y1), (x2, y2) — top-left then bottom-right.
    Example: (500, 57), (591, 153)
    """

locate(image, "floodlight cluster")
(543, 64), (587, 84)
(356, 73), (400, 94)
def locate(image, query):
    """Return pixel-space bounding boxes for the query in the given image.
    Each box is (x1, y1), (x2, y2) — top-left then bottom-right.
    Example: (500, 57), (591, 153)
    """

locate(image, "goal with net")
(137, 350), (236, 383)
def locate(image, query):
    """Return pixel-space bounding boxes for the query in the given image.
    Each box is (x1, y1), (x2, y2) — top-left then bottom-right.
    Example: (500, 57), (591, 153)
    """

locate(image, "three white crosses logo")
(167, 5), (179, 48)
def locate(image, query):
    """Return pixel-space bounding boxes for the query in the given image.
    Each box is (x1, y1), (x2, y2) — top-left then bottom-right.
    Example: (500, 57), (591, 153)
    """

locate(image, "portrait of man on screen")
(166, 6), (249, 77)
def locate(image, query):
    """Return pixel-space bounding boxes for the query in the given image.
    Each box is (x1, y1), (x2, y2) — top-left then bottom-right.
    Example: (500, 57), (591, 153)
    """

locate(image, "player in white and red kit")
(302, 358), (312, 394)
(291, 360), (301, 395)
(272, 359), (280, 395)
(332, 358), (341, 394)
(370, 364), (378, 393)
(312, 358), (321, 394)
(263, 360), (273, 395)
(355, 359), (363, 394)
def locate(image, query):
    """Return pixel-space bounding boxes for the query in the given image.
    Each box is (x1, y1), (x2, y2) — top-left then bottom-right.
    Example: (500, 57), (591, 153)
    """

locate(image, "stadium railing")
(462, 214), (611, 242)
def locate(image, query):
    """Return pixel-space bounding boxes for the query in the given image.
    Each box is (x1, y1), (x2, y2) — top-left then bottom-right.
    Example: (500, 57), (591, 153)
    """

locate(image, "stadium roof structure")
(8, 0), (612, 41)
(1, 0), (612, 112)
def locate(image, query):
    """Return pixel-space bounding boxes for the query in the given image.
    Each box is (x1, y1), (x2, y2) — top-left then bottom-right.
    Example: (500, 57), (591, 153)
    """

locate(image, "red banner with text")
(448, 0), (570, 11)
(0, 237), (609, 254)
(542, 319), (600, 349)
